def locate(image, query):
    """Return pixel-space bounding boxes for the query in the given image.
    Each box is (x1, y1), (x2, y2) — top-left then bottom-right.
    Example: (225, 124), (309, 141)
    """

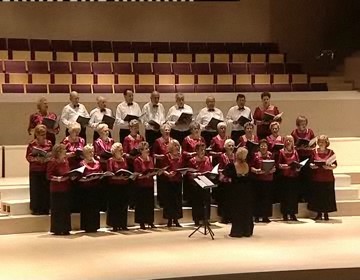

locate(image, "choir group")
(26, 90), (337, 238)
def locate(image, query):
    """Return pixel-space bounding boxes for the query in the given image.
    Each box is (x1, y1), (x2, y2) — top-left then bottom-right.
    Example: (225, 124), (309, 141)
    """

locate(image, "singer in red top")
(217, 139), (235, 224)
(188, 142), (213, 226)
(28, 97), (60, 145)
(123, 119), (144, 171)
(250, 139), (275, 223)
(209, 122), (229, 166)
(162, 140), (184, 227)
(106, 143), (130, 231)
(253, 92), (281, 140)
(278, 135), (301, 221)
(79, 144), (102, 233)
(308, 135), (337, 221)
(47, 144), (71, 235)
(94, 123), (115, 171)
(133, 142), (156, 230)
(26, 124), (53, 215)
(238, 122), (259, 161)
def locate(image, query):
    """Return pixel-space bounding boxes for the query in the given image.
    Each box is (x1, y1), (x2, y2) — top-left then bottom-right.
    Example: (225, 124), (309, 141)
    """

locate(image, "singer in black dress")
(223, 147), (254, 238)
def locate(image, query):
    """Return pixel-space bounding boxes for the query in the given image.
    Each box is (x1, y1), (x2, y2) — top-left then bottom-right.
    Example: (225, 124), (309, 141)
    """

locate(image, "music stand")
(189, 177), (217, 240)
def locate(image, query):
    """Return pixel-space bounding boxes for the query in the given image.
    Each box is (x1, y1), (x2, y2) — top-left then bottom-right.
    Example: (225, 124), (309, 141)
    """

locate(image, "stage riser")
(335, 175), (351, 188)
(0, 187), (29, 201)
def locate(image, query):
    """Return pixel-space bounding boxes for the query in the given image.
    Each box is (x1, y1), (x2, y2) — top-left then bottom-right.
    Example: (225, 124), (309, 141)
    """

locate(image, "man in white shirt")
(226, 93), (253, 145)
(60, 91), (90, 143)
(89, 96), (113, 142)
(196, 96), (224, 146)
(166, 93), (193, 143)
(115, 89), (142, 144)
(142, 91), (166, 148)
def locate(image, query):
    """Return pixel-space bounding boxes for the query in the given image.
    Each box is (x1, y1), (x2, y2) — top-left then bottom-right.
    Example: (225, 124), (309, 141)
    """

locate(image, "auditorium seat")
(243, 42), (263, 53)
(137, 53), (155, 63)
(135, 74), (155, 93)
(176, 84), (194, 93)
(232, 54), (248, 63)
(49, 61), (71, 74)
(117, 74), (135, 89)
(92, 41), (113, 53)
(311, 83), (328, 91)
(96, 74), (115, 85)
(8, 73), (28, 84)
(153, 63), (172, 74)
(71, 62), (92, 74)
(135, 85), (155, 93)
(189, 42), (208, 54)
(0, 38), (7, 50)
(268, 53), (285, 63)
(51, 40), (72, 52)
(272, 84), (292, 92)
(268, 63), (285, 74)
(151, 42), (171, 53)
(207, 43), (226, 53)
(4, 61), (27, 73)
(26, 84), (48, 94)
(133, 62), (152, 74)
(195, 54), (211, 63)
(170, 42), (189, 54)
(272, 74), (291, 91)
(97, 53), (115, 62)
(92, 85), (113, 94)
(213, 54), (230, 63)
(0, 50), (8, 60)
(12, 50), (31, 61)
(31, 74), (51, 84)
(210, 63), (229, 74)
(71, 84), (92, 93)
(75, 74), (93, 85)
(235, 74), (255, 92)
(291, 74), (308, 84)
(225, 42), (244, 53)
(55, 52), (74, 62)
(191, 63), (210, 74)
(113, 62), (132, 74)
(48, 84), (70, 93)
(157, 53), (174, 63)
(250, 54), (266, 63)
(176, 54), (192, 63)
(132, 42), (152, 53)
(253, 74), (272, 91)
(195, 84), (215, 93)
(72, 40), (92, 52)
(248, 63), (267, 74)
(30, 39), (51, 51)
(229, 63), (248, 74)
(33, 51), (53, 61)
(118, 53), (135, 62)
(76, 52), (95, 62)
(216, 74), (234, 92)
(262, 42), (279, 53)
(112, 41), (132, 53)
(235, 84), (256, 92)
(178, 74), (195, 85)
(155, 84), (176, 93)
(53, 74), (72, 84)
(172, 63), (191, 74)
(27, 61), (49, 73)
(92, 62), (112, 74)
(2, 84), (25, 94)
(157, 74), (175, 86)
(114, 84), (134, 94)
(8, 38), (29, 51)
(0, 73), (4, 84)
(195, 74), (214, 92)
(291, 83), (310, 91)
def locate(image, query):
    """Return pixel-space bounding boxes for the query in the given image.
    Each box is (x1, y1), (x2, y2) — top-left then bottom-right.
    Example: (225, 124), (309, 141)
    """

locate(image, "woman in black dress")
(223, 147), (254, 238)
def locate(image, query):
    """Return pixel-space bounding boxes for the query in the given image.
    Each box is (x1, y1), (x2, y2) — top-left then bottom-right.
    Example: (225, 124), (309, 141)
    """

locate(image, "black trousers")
(201, 131), (217, 147)
(253, 180), (273, 218)
(145, 129), (162, 149)
(135, 187), (155, 224)
(29, 171), (50, 214)
(231, 130), (245, 146)
(80, 186), (101, 232)
(163, 180), (183, 220)
(280, 177), (299, 215)
(119, 129), (130, 145)
(50, 191), (71, 234)
(170, 129), (190, 145)
(66, 127), (87, 144)
(106, 183), (130, 228)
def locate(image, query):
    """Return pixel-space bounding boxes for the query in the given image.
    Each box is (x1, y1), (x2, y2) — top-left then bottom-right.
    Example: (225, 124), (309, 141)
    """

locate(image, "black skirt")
(156, 175), (167, 208)
(135, 187), (155, 224)
(80, 186), (101, 232)
(70, 181), (81, 213)
(253, 180), (273, 218)
(106, 183), (130, 228)
(228, 177), (254, 237)
(162, 180), (183, 220)
(29, 171), (50, 214)
(280, 176), (299, 215)
(50, 191), (71, 234)
(308, 181), (337, 213)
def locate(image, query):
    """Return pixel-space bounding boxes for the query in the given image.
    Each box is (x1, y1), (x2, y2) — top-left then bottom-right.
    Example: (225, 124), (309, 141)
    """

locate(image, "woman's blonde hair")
(97, 123), (109, 133)
(83, 144), (94, 155)
(189, 121), (200, 132)
(224, 139), (235, 148)
(284, 135), (295, 149)
(160, 123), (172, 133)
(129, 119), (139, 127)
(34, 124), (47, 137)
(68, 122), (81, 133)
(270, 121), (280, 130)
(236, 147), (248, 162)
(36, 97), (47, 110)
(317, 134), (330, 147)
(217, 122), (227, 130)
(111, 142), (123, 155)
(138, 141), (149, 152)
(52, 144), (66, 159)
(168, 139), (181, 153)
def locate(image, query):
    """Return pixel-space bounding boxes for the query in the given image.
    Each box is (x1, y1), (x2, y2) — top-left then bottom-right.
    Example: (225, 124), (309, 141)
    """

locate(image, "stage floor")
(1, 217), (360, 280)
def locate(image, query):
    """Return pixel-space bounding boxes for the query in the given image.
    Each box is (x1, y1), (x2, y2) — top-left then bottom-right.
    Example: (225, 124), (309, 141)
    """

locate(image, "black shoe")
(112, 227), (119, 232)
(254, 217), (260, 223)
(121, 226), (129, 231)
(194, 220), (200, 227)
(324, 213), (329, 221)
(140, 223), (146, 230)
(262, 217), (271, 223)
(167, 220), (172, 227)
(314, 213), (322, 220)
(62, 231), (70, 235)
(290, 215), (298, 221)
(283, 215), (289, 221)
(174, 220), (182, 227)
(149, 223), (157, 229)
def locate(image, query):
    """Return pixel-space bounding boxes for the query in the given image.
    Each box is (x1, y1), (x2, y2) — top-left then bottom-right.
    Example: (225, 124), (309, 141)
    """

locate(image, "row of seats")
(0, 82), (328, 94)
(0, 51), (286, 63)
(0, 73), (310, 85)
(0, 61), (302, 75)
(0, 38), (279, 54)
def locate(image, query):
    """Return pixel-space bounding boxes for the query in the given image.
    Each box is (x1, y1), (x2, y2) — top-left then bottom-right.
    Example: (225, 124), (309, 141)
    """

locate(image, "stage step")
(1, 199), (30, 216)
(335, 174), (351, 188)
(0, 185), (29, 201)
(335, 187), (359, 201)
